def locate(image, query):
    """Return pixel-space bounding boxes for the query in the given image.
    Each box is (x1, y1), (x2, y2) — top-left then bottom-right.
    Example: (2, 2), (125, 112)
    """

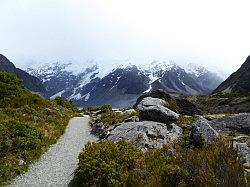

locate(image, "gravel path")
(10, 116), (98, 187)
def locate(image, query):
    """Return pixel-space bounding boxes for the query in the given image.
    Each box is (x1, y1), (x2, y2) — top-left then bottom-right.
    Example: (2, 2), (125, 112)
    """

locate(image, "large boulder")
(91, 122), (105, 135)
(134, 89), (201, 116)
(191, 116), (219, 144)
(107, 121), (182, 149)
(138, 97), (179, 124)
(133, 89), (172, 108)
(210, 113), (250, 135)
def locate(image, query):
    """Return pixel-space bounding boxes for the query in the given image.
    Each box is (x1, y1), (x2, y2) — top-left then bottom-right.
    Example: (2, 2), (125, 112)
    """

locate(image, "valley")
(0, 54), (249, 186)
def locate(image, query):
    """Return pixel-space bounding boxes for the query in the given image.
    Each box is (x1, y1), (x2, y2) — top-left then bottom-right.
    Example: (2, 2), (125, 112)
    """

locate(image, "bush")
(85, 104), (112, 112)
(72, 139), (246, 187)
(176, 115), (195, 126)
(0, 72), (23, 107)
(99, 104), (112, 111)
(53, 96), (77, 111)
(166, 99), (180, 113)
(171, 140), (246, 186)
(71, 140), (142, 187)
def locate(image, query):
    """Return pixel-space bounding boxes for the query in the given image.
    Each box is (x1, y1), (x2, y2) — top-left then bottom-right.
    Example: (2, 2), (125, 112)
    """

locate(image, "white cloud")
(0, 0), (249, 75)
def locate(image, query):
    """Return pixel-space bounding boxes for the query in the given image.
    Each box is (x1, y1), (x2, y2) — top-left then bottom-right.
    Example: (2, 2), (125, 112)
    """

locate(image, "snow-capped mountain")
(27, 61), (223, 108)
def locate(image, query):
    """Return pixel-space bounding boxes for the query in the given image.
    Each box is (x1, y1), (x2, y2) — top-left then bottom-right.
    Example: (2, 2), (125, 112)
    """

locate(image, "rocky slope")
(27, 61), (223, 108)
(213, 55), (250, 93)
(0, 54), (47, 97)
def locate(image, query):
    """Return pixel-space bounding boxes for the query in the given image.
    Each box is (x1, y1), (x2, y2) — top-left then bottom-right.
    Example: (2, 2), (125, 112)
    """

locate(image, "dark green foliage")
(0, 72), (23, 107)
(85, 104), (113, 112)
(0, 122), (42, 157)
(99, 104), (112, 111)
(72, 140), (246, 187)
(53, 96), (77, 111)
(71, 140), (142, 187)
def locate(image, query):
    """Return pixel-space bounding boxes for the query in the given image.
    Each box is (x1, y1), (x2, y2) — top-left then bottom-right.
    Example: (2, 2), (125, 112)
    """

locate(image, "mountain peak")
(28, 60), (223, 108)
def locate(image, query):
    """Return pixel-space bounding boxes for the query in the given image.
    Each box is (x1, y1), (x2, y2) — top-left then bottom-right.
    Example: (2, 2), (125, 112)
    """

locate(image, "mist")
(0, 0), (250, 76)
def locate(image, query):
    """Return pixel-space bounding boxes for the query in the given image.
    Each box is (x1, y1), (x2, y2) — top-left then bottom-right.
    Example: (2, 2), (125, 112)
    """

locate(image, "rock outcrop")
(234, 142), (250, 168)
(107, 121), (182, 149)
(191, 116), (219, 144)
(137, 97), (179, 124)
(210, 113), (250, 135)
(91, 122), (105, 135)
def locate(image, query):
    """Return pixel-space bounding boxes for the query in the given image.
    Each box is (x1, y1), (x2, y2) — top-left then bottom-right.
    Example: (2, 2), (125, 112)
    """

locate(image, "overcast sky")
(0, 0), (250, 75)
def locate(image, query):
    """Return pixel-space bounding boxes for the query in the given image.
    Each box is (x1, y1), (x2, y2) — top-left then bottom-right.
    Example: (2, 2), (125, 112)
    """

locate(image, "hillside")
(0, 54), (47, 97)
(0, 71), (77, 184)
(213, 55), (250, 93)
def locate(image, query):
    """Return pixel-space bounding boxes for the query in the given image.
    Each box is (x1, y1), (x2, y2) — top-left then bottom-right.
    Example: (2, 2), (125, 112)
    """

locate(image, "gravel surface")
(10, 116), (98, 187)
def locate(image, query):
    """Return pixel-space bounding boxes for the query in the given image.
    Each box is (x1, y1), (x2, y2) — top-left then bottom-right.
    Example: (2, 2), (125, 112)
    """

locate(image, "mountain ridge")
(0, 54), (47, 97)
(28, 61), (223, 108)
(213, 55), (250, 93)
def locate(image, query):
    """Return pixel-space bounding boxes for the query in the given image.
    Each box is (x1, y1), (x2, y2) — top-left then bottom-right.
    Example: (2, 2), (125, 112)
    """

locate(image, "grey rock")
(124, 116), (139, 122)
(124, 109), (137, 115)
(32, 115), (40, 121)
(138, 97), (179, 124)
(91, 110), (102, 117)
(234, 142), (250, 167)
(18, 159), (26, 166)
(191, 116), (219, 144)
(233, 135), (250, 143)
(91, 122), (105, 135)
(134, 89), (172, 108)
(138, 97), (166, 107)
(210, 113), (250, 135)
(107, 121), (182, 149)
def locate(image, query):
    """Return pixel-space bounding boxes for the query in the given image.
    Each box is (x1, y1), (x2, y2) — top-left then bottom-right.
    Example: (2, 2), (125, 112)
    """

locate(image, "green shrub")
(0, 72), (23, 107)
(53, 96), (77, 111)
(72, 140), (246, 187)
(85, 104), (112, 112)
(176, 115), (195, 126)
(99, 104), (112, 111)
(166, 99), (180, 113)
(71, 140), (142, 187)
(171, 140), (246, 186)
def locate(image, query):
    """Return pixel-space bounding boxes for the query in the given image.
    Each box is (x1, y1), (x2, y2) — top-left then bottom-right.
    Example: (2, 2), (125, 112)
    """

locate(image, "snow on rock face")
(27, 60), (223, 108)
(50, 90), (65, 99)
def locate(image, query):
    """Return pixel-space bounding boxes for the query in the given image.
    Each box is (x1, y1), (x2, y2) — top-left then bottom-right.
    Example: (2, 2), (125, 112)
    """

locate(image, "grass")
(185, 93), (250, 114)
(89, 105), (139, 129)
(0, 71), (78, 184)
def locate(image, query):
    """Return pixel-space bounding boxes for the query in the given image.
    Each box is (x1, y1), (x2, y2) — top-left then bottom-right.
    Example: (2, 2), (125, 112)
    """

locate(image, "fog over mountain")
(1, 0), (250, 76)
